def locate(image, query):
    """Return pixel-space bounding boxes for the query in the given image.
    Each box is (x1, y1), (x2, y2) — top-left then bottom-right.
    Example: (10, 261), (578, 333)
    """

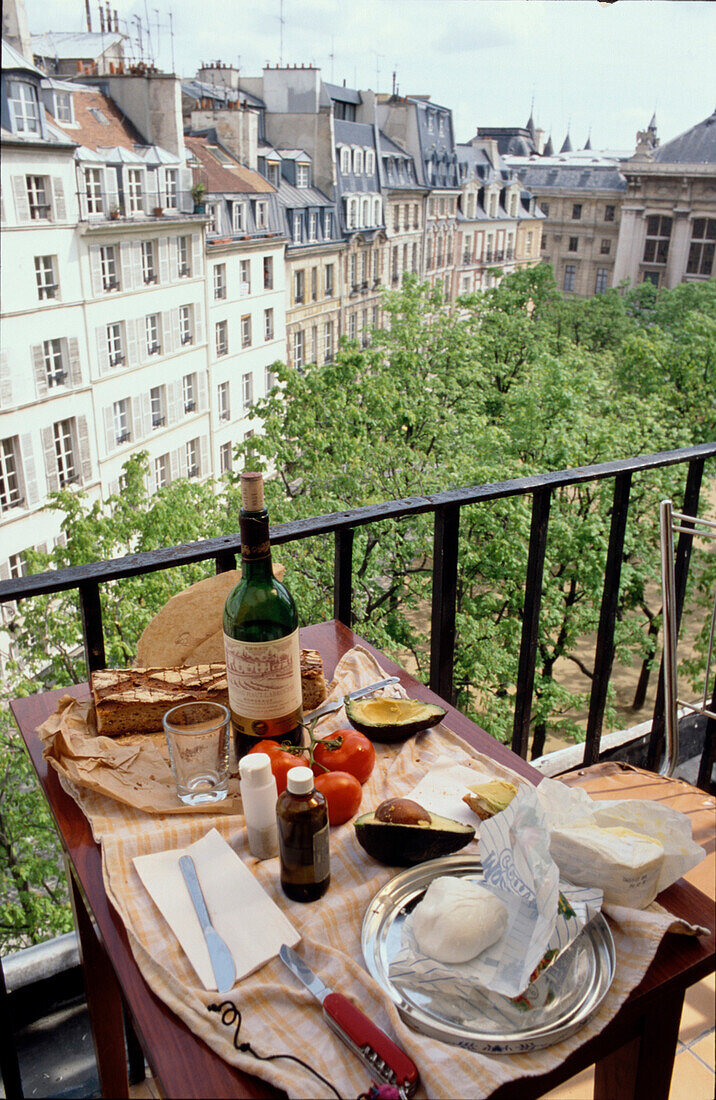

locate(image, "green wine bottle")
(223, 472), (303, 759)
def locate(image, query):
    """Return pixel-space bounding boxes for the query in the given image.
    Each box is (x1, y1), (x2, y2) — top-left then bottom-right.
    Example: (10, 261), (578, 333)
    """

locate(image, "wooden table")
(10, 621), (715, 1100)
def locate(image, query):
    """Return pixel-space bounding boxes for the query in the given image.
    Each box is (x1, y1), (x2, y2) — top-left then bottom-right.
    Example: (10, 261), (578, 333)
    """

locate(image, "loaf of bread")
(300, 648), (327, 711)
(91, 665), (229, 736)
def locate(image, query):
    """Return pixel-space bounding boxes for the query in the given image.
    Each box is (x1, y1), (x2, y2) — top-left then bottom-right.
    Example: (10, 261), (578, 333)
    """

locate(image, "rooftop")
(185, 134), (275, 194)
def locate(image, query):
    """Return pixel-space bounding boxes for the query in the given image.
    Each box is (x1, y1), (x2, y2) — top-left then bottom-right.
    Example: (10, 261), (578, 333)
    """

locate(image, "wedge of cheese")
(549, 824), (665, 909)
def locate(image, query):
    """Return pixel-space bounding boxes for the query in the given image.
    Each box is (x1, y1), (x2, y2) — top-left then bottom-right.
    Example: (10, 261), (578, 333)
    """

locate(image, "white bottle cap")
(239, 753), (272, 788)
(287, 766), (314, 795)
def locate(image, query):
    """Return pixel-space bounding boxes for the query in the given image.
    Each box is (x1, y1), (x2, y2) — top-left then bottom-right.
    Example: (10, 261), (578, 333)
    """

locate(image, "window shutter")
(42, 426), (60, 492)
(120, 241), (134, 290)
(131, 241), (143, 287)
(178, 444), (188, 479)
(167, 380), (181, 423)
(0, 350), (13, 407)
(132, 395), (146, 441)
(171, 308), (181, 350)
(170, 449), (180, 482)
(162, 311), (175, 355)
(89, 246), (103, 296)
(32, 345), (48, 397)
(192, 234), (203, 277)
(194, 302), (204, 344)
(179, 169), (193, 211)
(76, 415), (93, 482)
(20, 434), (40, 506)
(168, 236), (178, 279)
(159, 237), (170, 283)
(125, 318), (139, 366)
(96, 326), (110, 376)
(197, 370), (208, 412)
(51, 178), (67, 221)
(67, 337), (82, 386)
(105, 167), (119, 210)
(146, 461), (156, 496)
(12, 176), (30, 223)
(200, 435), (209, 478)
(103, 407), (115, 453)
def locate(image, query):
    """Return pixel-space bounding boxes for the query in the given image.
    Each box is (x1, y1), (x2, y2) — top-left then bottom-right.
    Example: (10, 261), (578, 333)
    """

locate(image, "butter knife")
(306, 677), (401, 721)
(178, 855), (236, 993)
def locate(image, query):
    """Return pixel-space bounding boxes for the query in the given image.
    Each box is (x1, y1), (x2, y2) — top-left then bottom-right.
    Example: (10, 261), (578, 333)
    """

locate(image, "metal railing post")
(429, 505), (460, 704)
(333, 528), (354, 626)
(79, 580), (106, 673)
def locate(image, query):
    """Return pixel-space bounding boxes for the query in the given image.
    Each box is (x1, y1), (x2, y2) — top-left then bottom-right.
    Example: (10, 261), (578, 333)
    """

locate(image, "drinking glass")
(163, 701), (230, 806)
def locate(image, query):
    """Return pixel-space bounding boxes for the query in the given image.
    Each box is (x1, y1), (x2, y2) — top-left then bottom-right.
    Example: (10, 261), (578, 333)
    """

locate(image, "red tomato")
(313, 729), (376, 785)
(247, 741), (305, 794)
(314, 771), (363, 826)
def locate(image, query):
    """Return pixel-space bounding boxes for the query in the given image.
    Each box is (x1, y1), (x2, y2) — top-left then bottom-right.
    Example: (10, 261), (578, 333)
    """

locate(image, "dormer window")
(293, 211), (302, 244)
(373, 197), (381, 226)
(365, 149), (375, 175)
(324, 210), (332, 237)
(340, 147), (351, 174)
(426, 110), (434, 133)
(353, 148), (363, 174)
(268, 161), (280, 187)
(438, 115), (445, 136)
(8, 81), (41, 135)
(54, 91), (73, 124)
(296, 162), (310, 187)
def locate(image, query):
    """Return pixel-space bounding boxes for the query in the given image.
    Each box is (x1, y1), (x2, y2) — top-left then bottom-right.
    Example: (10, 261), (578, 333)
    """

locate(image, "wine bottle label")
(223, 629), (302, 733)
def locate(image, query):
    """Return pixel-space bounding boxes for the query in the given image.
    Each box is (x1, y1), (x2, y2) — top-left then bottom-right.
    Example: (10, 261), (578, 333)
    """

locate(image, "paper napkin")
(134, 828), (300, 991)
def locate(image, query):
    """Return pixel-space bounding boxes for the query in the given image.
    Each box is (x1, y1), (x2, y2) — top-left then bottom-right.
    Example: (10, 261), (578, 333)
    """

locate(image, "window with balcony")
(255, 201), (268, 229)
(113, 399), (131, 445)
(572, 203), (582, 220)
(186, 438), (200, 478)
(100, 245), (119, 292)
(214, 263), (226, 300)
(145, 314), (161, 355)
(106, 322), (124, 367)
(150, 386), (166, 428)
(643, 215), (672, 265)
(232, 201), (246, 233)
(26, 176), (51, 220)
(164, 169), (178, 209)
(297, 163), (310, 187)
(35, 255), (59, 300)
(53, 419), (77, 487)
(155, 453), (170, 488)
(600, 238), (611, 255)
(85, 168), (103, 214)
(349, 313), (357, 340)
(294, 269), (305, 304)
(604, 205), (615, 222)
(293, 329), (304, 368)
(140, 240), (156, 284)
(240, 259), (251, 295)
(568, 236), (578, 252)
(8, 80), (41, 135)
(216, 321), (228, 356)
(325, 263), (334, 296)
(242, 373), (253, 409)
(595, 268), (609, 294)
(563, 264), (576, 292)
(686, 218), (715, 277)
(0, 437), (23, 511)
(126, 169), (143, 214)
(241, 315), (252, 348)
(219, 442), (232, 474)
(218, 381), (230, 421)
(264, 307), (274, 341)
(263, 256), (273, 290)
(349, 254), (357, 289)
(179, 305), (193, 345)
(183, 373), (197, 413)
(311, 267), (318, 301)
(177, 235), (191, 277)
(43, 339), (67, 387)
(373, 250), (380, 280)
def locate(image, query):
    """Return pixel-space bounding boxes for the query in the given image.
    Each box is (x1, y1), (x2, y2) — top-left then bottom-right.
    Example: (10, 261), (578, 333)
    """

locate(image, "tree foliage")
(1, 266), (714, 946)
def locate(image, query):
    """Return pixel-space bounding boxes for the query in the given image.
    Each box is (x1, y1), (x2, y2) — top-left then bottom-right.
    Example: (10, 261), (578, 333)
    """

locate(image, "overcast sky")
(25, 1), (716, 152)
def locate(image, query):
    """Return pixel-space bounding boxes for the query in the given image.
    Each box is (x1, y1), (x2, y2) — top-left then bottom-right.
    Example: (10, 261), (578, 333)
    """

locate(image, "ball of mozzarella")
(412, 876), (507, 964)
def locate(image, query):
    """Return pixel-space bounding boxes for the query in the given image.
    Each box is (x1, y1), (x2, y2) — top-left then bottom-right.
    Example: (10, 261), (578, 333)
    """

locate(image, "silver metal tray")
(361, 854), (615, 1054)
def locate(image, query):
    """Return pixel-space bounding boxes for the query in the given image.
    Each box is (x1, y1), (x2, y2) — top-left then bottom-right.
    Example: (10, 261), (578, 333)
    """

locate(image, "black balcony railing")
(1, 444), (714, 767)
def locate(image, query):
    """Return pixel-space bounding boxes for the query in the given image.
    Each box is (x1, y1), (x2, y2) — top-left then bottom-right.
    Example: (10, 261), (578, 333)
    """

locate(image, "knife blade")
(279, 944), (419, 1097)
(178, 855), (236, 994)
(306, 677), (401, 721)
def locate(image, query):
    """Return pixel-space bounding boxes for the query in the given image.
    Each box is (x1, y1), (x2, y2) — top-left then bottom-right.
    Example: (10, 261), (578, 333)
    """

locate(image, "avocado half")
(345, 697), (446, 743)
(354, 810), (476, 866)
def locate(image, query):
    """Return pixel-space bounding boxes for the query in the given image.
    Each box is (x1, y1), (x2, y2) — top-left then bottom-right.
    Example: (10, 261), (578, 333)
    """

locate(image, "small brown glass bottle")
(277, 766), (330, 902)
